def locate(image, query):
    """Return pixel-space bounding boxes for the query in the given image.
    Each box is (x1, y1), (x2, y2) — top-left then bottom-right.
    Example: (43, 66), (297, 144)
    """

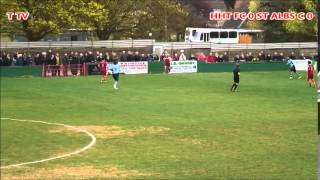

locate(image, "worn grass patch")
(1, 165), (156, 180)
(49, 125), (170, 139)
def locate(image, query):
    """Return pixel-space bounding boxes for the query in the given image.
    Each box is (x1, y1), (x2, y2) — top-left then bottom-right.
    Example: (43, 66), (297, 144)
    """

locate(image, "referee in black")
(230, 63), (240, 92)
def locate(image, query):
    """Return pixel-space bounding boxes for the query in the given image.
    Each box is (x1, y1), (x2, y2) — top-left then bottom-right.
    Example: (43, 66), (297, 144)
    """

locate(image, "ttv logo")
(6, 11), (30, 21)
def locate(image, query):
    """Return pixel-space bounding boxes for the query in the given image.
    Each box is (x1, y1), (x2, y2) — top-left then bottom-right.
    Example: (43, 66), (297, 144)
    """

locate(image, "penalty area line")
(0, 117), (96, 169)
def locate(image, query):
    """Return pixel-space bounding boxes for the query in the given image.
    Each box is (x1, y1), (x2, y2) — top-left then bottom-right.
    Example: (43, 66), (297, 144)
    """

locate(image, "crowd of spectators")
(0, 50), (160, 66)
(1, 49), (316, 66)
(159, 50), (316, 63)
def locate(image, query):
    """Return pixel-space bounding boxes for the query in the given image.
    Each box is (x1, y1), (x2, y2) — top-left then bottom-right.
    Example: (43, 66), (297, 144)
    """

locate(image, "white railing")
(159, 42), (317, 50)
(0, 39), (155, 49)
(0, 40), (317, 50)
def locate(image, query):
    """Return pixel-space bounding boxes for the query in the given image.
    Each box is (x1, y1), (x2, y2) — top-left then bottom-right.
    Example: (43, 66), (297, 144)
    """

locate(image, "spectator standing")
(70, 52), (79, 75)
(299, 53), (306, 59)
(55, 53), (60, 65)
(62, 53), (69, 76)
(234, 54), (240, 62)
(246, 52), (253, 62)
(79, 53), (85, 64)
(172, 53), (179, 61)
(213, 52), (219, 63)
(47, 49), (53, 58)
(197, 52), (206, 62)
(127, 51), (134, 61)
(190, 54), (197, 60)
(258, 51), (266, 60)
(240, 53), (246, 62)
(153, 54), (159, 61)
(179, 50), (186, 61)
(259, 51), (266, 61)
(160, 51), (167, 61)
(218, 54), (223, 62)
(87, 51), (94, 63)
(272, 52), (280, 61)
(134, 51), (141, 61)
(0, 53), (10, 66)
(279, 52), (285, 61)
(83, 52), (89, 63)
(146, 54), (153, 62)
(96, 51), (101, 61)
(16, 54), (24, 66)
(26, 54), (33, 66)
(222, 52), (229, 62)
(206, 52), (214, 63)
(141, 54), (147, 61)
(0, 52), (4, 66)
(266, 54), (272, 61)
(289, 52), (296, 59)
(120, 51), (127, 61)
(103, 52), (110, 62)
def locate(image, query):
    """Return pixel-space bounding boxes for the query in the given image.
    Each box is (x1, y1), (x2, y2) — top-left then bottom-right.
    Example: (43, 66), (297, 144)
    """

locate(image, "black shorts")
(290, 66), (296, 73)
(112, 73), (119, 81)
(234, 77), (240, 83)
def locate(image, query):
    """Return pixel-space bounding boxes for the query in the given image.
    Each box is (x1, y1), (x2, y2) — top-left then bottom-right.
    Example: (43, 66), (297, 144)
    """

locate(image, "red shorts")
(308, 73), (313, 80)
(101, 71), (106, 76)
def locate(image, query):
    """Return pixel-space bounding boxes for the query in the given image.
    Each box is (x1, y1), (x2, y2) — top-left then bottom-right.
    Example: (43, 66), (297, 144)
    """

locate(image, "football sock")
(114, 81), (119, 89)
(234, 84), (238, 91)
(231, 84), (236, 91)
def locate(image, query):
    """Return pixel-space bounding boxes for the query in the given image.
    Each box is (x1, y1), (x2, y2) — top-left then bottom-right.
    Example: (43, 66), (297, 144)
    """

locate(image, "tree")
(223, 0), (237, 11)
(1, 0), (188, 41)
(1, 0), (90, 41)
(247, 0), (317, 42)
(135, 0), (188, 41)
(1, 0), (23, 39)
(282, 0), (317, 38)
(79, 0), (188, 41)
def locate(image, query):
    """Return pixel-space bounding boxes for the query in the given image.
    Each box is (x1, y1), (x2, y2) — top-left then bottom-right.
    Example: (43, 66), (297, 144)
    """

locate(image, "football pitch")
(0, 71), (317, 179)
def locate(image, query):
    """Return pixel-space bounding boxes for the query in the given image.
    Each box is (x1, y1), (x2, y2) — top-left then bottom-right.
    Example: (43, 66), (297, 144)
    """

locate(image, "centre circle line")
(0, 117), (96, 169)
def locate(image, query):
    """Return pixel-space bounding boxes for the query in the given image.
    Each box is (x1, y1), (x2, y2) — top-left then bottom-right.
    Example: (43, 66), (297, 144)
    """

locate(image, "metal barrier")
(0, 40), (155, 49)
(159, 42), (317, 50)
(42, 64), (86, 77)
(0, 40), (316, 51)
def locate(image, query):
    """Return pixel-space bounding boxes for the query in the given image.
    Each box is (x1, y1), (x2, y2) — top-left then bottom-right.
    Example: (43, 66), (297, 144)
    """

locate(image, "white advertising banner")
(108, 61), (148, 74)
(169, 60), (198, 74)
(291, 59), (311, 71)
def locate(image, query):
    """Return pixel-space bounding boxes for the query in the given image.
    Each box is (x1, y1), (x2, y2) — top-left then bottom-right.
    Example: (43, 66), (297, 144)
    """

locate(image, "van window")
(220, 32), (228, 38)
(210, 32), (219, 38)
(229, 31), (237, 38)
(192, 30), (196, 36)
(200, 33), (203, 40)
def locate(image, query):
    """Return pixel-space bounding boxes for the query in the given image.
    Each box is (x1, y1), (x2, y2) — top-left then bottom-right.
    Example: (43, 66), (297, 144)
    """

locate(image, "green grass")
(0, 71), (317, 179)
(1, 120), (90, 165)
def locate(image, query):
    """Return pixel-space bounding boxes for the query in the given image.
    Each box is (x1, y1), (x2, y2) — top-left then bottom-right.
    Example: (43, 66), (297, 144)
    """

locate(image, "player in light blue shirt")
(287, 58), (301, 79)
(287, 59), (294, 68)
(110, 60), (121, 89)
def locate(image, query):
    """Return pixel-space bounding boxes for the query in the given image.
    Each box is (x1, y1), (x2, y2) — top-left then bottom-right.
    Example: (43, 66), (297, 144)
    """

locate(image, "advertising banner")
(169, 60), (197, 74)
(291, 59), (316, 71)
(108, 61), (148, 74)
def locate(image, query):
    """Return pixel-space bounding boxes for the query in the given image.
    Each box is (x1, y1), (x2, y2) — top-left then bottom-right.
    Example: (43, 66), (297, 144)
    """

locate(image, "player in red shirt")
(307, 61), (315, 87)
(163, 53), (171, 74)
(99, 58), (108, 83)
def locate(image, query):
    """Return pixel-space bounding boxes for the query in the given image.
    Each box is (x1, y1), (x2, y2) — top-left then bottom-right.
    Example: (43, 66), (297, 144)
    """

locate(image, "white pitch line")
(0, 117), (96, 169)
